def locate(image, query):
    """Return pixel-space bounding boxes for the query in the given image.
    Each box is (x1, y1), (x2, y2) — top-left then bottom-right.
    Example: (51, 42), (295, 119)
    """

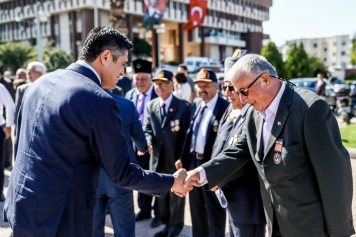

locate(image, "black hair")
(78, 26), (133, 63)
(178, 64), (188, 72)
(174, 72), (187, 84)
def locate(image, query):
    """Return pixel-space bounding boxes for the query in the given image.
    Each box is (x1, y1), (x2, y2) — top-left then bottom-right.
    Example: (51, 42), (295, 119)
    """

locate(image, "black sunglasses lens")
(238, 89), (248, 96)
(228, 85), (235, 92)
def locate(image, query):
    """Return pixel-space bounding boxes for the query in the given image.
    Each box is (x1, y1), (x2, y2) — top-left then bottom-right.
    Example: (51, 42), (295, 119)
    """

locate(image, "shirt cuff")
(196, 167), (208, 186)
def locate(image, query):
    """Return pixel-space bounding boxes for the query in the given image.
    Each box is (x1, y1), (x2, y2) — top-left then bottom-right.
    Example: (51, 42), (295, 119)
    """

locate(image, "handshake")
(170, 168), (201, 197)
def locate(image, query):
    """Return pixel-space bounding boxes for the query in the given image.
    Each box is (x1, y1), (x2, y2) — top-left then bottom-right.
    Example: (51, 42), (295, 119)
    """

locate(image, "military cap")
(132, 59), (152, 74)
(223, 49), (251, 81)
(194, 69), (218, 83)
(152, 70), (173, 82)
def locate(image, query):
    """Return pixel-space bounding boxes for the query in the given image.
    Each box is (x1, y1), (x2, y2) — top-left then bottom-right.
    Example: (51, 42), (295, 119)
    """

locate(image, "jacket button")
(269, 182), (274, 188)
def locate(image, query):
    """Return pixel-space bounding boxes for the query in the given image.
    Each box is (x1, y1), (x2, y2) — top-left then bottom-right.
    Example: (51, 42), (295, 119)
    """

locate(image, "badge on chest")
(274, 139), (283, 164)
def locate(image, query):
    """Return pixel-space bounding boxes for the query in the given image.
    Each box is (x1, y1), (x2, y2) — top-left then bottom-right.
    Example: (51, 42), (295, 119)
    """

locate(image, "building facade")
(279, 34), (356, 68)
(0, 0), (272, 65)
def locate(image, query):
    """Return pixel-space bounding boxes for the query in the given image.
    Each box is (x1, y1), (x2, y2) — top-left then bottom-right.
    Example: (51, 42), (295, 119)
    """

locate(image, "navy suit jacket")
(212, 105), (265, 225)
(97, 90), (147, 195)
(4, 63), (173, 237)
(117, 76), (132, 95)
(179, 96), (229, 168)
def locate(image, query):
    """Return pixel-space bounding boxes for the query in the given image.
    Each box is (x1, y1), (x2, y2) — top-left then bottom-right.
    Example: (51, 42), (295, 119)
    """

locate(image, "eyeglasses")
(222, 84), (235, 92)
(236, 73), (263, 96)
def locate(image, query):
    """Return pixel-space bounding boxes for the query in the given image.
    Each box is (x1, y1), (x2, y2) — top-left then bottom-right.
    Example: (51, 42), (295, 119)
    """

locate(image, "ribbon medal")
(274, 139), (283, 164)
(213, 120), (219, 132)
(174, 119), (180, 132)
(170, 121), (175, 132)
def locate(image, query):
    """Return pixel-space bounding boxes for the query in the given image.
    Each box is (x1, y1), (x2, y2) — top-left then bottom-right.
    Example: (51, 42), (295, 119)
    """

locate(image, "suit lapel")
(162, 96), (178, 129)
(66, 63), (100, 86)
(255, 113), (264, 162)
(153, 100), (162, 125)
(132, 90), (138, 107)
(263, 84), (293, 159)
(219, 104), (232, 127)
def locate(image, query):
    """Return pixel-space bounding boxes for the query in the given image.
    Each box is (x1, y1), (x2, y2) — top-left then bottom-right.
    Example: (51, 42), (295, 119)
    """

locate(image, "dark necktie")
(161, 103), (167, 121)
(136, 93), (147, 125)
(190, 106), (207, 152)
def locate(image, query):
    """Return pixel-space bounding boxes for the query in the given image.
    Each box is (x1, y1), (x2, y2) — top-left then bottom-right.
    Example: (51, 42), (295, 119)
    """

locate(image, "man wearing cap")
(210, 50), (265, 237)
(125, 59), (161, 227)
(143, 70), (191, 237)
(175, 69), (229, 237)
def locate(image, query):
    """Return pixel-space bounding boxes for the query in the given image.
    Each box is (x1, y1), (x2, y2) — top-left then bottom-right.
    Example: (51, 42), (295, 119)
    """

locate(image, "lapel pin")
(277, 121), (281, 126)
(169, 108), (173, 112)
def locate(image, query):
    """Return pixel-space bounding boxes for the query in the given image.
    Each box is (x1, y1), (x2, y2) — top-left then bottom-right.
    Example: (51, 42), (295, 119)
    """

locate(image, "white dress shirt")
(136, 85), (154, 122)
(76, 60), (101, 84)
(197, 82), (286, 186)
(193, 93), (219, 154)
(0, 84), (15, 127)
(159, 94), (173, 114)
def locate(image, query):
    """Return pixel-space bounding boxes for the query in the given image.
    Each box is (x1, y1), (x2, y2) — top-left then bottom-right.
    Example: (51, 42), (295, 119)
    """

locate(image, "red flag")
(184, 0), (208, 31)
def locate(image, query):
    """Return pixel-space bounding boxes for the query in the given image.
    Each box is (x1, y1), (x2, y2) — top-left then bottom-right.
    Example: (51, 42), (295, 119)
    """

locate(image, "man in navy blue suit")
(4, 26), (190, 237)
(93, 85), (148, 237)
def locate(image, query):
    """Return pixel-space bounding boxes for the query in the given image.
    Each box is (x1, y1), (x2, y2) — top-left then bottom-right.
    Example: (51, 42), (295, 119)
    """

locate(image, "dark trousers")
(4, 137), (12, 168)
(229, 222), (265, 237)
(136, 152), (160, 217)
(189, 156), (226, 237)
(0, 127), (5, 193)
(272, 208), (282, 237)
(93, 190), (135, 237)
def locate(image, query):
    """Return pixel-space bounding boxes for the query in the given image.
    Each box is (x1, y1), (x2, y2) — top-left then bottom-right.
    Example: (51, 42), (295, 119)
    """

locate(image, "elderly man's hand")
(171, 169), (193, 197)
(3, 127), (11, 140)
(184, 169), (201, 188)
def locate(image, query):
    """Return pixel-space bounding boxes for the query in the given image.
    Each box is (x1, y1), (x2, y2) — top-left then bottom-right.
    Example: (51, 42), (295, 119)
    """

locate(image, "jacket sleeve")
(130, 102), (147, 152)
(200, 124), (251, 189)
(304, 99), (354, 236)
(88, 98), (173, 197)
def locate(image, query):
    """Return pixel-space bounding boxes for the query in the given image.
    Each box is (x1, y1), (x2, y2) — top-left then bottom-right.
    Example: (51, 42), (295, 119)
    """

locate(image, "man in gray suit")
(15, 62), (46, 128)
(143, 70), (191, 237)
(184, 54), (354, 237)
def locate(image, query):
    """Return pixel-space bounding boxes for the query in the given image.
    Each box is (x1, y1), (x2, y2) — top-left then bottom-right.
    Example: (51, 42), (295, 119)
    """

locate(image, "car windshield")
(293, 80), (316, 88)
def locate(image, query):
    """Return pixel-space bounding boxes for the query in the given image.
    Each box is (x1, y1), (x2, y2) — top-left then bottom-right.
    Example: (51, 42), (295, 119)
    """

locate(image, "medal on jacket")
(170, 121), (175, 132)
(274, 139), (283, 164)
(174, 119), (180, 132)
(213, 120), (219, 132)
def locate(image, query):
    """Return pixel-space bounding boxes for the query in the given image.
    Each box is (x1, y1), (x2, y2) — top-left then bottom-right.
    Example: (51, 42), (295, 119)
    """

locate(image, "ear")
(260, 73), (270, 86)
(100, 50), (111, 66)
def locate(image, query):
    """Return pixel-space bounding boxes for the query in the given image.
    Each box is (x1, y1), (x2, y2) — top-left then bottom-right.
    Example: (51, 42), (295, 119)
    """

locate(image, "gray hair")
(27, 61), (47, 74)
(227, 54), (278, 81)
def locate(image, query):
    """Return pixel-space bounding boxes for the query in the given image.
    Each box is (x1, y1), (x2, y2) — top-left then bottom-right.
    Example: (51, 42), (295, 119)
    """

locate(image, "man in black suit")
(143, 70), (191, 237)
(117, 67), (132, 95)
(210, 50), (265, 237)
(125, 59), (161, 227)
(176, 69), (229, 237)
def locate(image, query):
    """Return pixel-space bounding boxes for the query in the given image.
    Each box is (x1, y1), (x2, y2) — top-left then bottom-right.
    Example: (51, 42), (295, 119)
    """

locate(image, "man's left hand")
(171, 168), (193, 197)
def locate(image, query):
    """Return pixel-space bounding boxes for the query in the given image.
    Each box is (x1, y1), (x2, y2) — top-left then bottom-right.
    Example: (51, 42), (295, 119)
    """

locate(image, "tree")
(309, 56), (327, 77)
(0, 42), (36, 72)
(261, 41), (286, 79)
(43, 48), (73, 72)
(133, 37), (152, 57)
(285, 42), (311, 79)
(351, 41), (356, 65)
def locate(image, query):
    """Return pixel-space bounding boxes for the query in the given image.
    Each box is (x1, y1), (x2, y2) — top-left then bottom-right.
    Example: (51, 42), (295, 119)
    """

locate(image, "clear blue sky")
(262, 0), (356, 46)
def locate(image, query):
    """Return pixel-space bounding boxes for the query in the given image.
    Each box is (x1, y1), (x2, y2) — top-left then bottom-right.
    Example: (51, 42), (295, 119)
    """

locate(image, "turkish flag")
(184, 0), (208, 31)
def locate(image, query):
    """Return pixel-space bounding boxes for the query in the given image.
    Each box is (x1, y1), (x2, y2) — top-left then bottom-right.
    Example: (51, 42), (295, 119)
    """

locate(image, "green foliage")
(351, 41), (356, 65)
(0, 42), (36, 72)
(340, 124), (356, 148)
(133, 37), (152, 56)
(261, 41), (286, 79)
(44, 48), (73, 72)
(309, 56), (327, 76)
(285, 43), (312, 79)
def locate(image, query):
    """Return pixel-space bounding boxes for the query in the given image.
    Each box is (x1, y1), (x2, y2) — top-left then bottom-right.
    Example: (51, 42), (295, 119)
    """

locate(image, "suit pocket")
(296, 181), (320, 206)
(87, 192), (97, 208)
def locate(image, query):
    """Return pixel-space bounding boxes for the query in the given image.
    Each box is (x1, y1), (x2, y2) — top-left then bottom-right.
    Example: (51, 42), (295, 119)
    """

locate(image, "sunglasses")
(222, 84), (235, 92)
(236, 73), (263, 96)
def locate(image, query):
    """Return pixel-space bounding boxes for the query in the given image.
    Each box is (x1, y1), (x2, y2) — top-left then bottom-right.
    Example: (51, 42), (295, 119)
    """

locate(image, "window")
(324, 47), (327, 52)
(341, 51), (345, 56)
(313, 43), (317, 48)
(324, 58), (327, 62)
(342, 41), (346, 46)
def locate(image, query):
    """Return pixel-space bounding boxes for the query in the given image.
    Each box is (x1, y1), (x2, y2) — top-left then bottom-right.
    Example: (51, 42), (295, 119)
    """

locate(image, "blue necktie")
(161, 103), (167, 121)
(190, 106), (207, 152)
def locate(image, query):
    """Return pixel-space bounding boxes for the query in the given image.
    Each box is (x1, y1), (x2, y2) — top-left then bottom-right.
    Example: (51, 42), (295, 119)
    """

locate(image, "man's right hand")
(184, 169), (201, 188)
(3, 127), (11, 140)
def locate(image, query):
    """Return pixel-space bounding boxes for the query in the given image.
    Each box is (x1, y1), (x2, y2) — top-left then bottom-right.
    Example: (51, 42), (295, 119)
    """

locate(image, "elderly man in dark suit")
(93, 85), (148, 237)
(126, 59), (161, 227)
(143, 70), (191, 237)
(176, 69), (229, 237)
(210, 50), (265, 237)
(184, 54), (354, 237)
(4, 26), (190, 237)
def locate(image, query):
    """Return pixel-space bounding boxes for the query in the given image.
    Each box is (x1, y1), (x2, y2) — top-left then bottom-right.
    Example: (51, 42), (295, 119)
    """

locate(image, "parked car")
(184, 57), (222, 73)
(289, 78), (337, 110)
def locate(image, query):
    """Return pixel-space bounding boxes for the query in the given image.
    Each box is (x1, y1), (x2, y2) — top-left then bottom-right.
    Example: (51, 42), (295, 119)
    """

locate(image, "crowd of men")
(1, 26), (354, 237)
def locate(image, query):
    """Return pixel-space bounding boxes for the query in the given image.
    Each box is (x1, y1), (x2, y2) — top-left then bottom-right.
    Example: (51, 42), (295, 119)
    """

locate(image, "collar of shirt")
(76, 60), (101, 84)
(201, 93), (219, 111)
(159, 93), (173, 112)
(240, 104), (251, 118)
(260, 82), (286, 120)
(136, 84), (153, 98)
